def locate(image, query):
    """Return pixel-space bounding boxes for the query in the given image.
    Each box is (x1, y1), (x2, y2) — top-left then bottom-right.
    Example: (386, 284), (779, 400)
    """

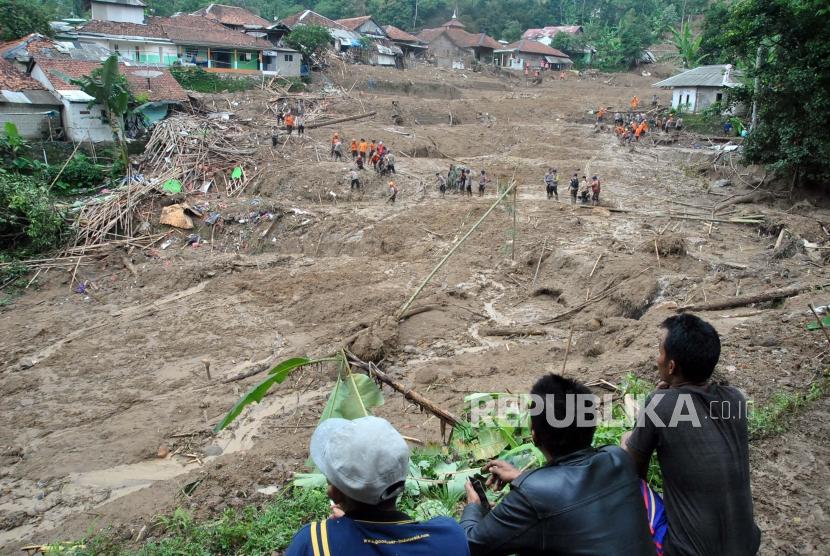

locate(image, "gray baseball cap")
(310, 416), (410, 505)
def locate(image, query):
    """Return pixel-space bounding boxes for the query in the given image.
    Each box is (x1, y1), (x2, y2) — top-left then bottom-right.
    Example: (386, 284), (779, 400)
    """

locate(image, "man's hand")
(483, 460), (521, 491)
(465, 480), (482, 505)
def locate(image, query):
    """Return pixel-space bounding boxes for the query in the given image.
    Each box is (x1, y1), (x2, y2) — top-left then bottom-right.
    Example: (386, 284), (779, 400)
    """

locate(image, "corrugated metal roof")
(58, 89), (95, 102)
(653, 65), (743, 88)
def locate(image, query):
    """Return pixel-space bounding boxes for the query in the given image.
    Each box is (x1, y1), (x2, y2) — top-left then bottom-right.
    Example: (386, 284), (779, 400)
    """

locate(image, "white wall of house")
(263, 50), (301, 76)
(80, 38), (177, 65)
(0, 104), (60, 139)
(671, 87), (727, 113)
(90, 2), (145, 24)
(62, 99), (113, 142)
(92, 1), (144, 23)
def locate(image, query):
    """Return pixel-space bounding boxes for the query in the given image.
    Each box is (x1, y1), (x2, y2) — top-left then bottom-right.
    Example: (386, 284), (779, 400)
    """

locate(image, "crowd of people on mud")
(283, 314), (760, 556)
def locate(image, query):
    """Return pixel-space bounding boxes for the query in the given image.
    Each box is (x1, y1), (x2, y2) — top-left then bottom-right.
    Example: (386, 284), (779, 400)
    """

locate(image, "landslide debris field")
(2, 65), (829, 555)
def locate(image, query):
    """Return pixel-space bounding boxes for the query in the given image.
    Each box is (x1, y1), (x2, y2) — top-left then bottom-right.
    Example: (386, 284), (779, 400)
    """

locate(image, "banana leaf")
(806, 315), (830, 330)
(293, 472), (327, 488)
(318, 371), (383, 421)
(214, 356), (332, 432)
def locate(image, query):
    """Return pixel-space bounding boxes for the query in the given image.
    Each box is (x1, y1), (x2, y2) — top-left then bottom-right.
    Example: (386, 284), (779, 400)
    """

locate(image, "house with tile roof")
(69, 0), (298, 75)
(191, 4), (292, 48)
(335, 16), (387, 39)
(0, 57), (61, 139)
(384, 25), (427, 59)
(416, 11), (499, 69)
(494, 39), (572, 71)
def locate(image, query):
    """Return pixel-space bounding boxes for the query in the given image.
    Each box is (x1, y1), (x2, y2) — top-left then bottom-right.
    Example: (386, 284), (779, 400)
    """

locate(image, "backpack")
(570, 177), (579, 189)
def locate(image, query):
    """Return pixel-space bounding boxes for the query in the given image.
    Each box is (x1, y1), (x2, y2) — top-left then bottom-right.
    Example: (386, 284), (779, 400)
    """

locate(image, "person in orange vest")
(369, 139), (376, 159)
(358, 138), (368, 158)
(376, 141), (385, 157)
(635, 121), (646, 141)
(284, 112), (295, 135)
(371, 150), (381, 171)
(350, 139), (358, 159)
(630, 95), (639, 111)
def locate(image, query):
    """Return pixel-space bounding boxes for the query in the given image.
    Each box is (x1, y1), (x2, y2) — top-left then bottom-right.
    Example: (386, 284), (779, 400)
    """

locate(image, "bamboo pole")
(531, 237), (548, 288)
(808, 304), (830, 348)
(511, 182), (518, 261)
(396, 180), (517, 319)
(560, 325), (574, 376)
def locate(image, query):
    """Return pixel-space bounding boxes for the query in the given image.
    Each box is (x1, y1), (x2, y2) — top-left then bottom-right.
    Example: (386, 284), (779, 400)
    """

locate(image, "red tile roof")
(499, 39), (569, 57)
(383, 25), (422, 43)
(79, 18), (169, 40)
(280, 10), (345, 30)
(193, 4), (271, 28)
(34, 58), (187, 102)
(335, 15), (373, 31)
(78, 15), (272, 49)
(0, 58), (45, 91)
(441, 16), (466, 28)
(162, 14), (272, 48)
(417, 27), (500, 50)
(123, 66), (188, 102)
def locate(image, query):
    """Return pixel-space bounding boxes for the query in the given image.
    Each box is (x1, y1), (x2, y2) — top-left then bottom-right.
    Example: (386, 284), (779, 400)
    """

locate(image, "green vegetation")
(52, 489), (331, 556)
(71, 55), (131, 169)
(168, 66), (256, 93)
(669, 20), (707, 69)
(0, 170), (66, 253)
(0, 0), (52, 40)
(716, 0), (830, 188)
(284, 24), (333, 62)
(748, 378), (829, 440)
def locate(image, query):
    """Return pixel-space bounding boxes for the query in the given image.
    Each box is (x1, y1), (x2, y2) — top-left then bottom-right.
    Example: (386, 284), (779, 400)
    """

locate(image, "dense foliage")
(283, 24), (332, 61)
(0, 170), (66, 253)
(0, 0), (52, 40)
(719, 0), (830, 187)
(169, 66), (256, 93)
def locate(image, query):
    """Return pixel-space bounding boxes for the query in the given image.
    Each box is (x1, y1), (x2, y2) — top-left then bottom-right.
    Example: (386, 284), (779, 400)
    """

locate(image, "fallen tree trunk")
(479, 327), (549, 337)
(677, 285), (808, 312)
(303, 111), (377, 130)
(346, 352), (461, 437)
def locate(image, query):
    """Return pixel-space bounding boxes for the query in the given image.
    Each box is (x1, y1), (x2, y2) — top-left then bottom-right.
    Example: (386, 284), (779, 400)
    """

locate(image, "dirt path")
(1, 65), (829, 554)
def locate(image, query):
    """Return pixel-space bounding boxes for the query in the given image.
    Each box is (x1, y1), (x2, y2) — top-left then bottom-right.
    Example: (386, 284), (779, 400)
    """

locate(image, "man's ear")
(668, 358), (677, 376)
(328, 483), (345, 505)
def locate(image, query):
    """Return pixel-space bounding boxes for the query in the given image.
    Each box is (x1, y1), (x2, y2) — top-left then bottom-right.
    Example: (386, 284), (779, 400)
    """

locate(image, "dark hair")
(530, 374), (596, 456)
(661, 314), (721, 382)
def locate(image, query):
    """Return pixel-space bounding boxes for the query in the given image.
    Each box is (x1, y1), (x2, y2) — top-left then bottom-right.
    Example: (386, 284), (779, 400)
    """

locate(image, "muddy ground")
(1, 63), (829, 554)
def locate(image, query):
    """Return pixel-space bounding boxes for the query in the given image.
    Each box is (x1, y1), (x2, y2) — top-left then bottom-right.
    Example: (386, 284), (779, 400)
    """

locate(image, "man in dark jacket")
(461, 374), (656, 556)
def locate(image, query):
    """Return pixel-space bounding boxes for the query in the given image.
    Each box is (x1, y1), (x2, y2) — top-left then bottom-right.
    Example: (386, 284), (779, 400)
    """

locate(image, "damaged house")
(494, 39), (572, 70)
(0, 34), (187, 142)
(335, 16), (402, 67)
(417, 11), (499, 69)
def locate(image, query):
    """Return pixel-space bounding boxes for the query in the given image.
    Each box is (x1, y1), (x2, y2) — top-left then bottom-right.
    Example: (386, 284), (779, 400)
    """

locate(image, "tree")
(71, 55), (131, 170)
(0, 0), (51, 40)
(698, 1), (732, 65)
(669, 20), (707, 68)
(285, 24), (333, 62)
(722, 0), (830, 188)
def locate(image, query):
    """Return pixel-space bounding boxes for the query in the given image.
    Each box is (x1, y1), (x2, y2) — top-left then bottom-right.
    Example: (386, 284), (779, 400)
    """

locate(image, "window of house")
(716, 92), (723, 102)
(685, 94), (690, 105)
(284, 54), (293, 62)
(135, 46), (141, 61)
(241, 52), (252, 61)
(113, 44), (119, 52)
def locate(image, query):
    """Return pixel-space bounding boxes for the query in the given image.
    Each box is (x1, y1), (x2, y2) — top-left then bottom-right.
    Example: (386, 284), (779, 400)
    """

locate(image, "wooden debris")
(677, 285), (811, 312)
(479, 327), (548, 337)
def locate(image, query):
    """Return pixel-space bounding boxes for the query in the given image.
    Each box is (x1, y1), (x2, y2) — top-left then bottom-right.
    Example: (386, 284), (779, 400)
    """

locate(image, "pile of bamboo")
(141, 114), (258, 196)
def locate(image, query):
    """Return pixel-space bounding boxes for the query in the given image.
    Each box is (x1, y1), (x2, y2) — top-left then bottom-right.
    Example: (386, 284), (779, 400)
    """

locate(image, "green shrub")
(47, 153), (108, 193)
(169, 66), (255, 93)
(0, 170), (66, 253)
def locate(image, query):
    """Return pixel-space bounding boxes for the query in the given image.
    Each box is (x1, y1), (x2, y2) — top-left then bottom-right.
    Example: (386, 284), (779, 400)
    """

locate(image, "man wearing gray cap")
(285, 416), (470, 556)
